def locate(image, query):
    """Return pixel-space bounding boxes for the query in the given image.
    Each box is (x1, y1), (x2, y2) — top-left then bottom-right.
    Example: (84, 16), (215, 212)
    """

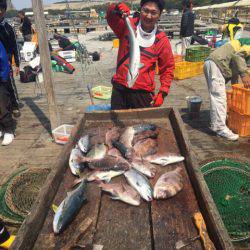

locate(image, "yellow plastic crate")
(231, 84), (250, 115)
(155, 55), (183, 75)
(174, 61), (204, 80)
(227, 109), (250, 137)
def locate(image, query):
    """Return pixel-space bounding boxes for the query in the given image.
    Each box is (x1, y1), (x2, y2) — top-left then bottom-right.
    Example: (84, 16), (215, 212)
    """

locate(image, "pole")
(32, 0), (60, 132)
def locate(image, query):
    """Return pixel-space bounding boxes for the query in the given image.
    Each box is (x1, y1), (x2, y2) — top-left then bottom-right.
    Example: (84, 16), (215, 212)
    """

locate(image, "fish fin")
(103, 177), (112, 183)
(52, 204), (58, 213)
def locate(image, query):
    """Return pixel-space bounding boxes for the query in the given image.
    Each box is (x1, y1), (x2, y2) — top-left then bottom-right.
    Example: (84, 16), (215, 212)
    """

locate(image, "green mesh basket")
(185, 46), (211, 62)
(201, 159), (250, 242)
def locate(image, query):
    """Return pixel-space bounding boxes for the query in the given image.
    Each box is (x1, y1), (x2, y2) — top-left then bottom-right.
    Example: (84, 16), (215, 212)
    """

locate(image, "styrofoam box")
(52, 124), (74, 145)
(58, 50), (76, 63)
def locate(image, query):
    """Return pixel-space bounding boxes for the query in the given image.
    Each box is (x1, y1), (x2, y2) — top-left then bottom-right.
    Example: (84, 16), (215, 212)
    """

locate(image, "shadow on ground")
(180, 108), (215, 136)
(22, 97), (52, 135)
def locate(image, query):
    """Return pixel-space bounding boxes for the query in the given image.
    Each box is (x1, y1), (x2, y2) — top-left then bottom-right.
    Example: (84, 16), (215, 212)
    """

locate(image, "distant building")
(7, 0), (15, 10)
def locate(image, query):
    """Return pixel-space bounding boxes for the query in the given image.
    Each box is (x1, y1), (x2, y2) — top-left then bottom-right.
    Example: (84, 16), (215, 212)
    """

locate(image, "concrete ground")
(0, 31), (249, 229)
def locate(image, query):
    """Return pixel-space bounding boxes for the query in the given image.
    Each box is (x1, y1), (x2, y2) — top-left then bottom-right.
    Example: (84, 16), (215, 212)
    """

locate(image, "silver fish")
(53, 180), (87, 234)
(69, 146), (85, 176)
(145, 153), (185, 166)
(78, 135), (91, 154)
(125, 16), (143, 88)
(154, 167), (183, 199)
(83, 155), (131, 171)
(131, 159), (157, 178)
(120, 124), (157, 148)
(87, 170), (125, 183)
(86, 143), (108, 160)
(112, 140), (134, 159)
(99, 182), (140, 206)
(124, 169), (153, 201)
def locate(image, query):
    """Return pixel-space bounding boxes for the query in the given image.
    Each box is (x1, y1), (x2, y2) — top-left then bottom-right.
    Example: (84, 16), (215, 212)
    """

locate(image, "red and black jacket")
(106, 4), (174, 94)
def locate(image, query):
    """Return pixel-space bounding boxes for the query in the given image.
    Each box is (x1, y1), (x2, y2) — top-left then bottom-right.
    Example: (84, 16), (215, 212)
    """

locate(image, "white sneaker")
(2, 133), (14, 146)
(216, 127), (239, 141)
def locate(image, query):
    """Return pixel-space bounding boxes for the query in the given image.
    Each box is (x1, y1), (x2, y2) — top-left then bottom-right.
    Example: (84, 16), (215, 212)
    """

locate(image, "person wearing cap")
(0, 1), (21, 118)
(203, 40), (250, 141)
(180, 0), (195, 56)
(0, 40), (15, 146)
(106, 0), (174, 109)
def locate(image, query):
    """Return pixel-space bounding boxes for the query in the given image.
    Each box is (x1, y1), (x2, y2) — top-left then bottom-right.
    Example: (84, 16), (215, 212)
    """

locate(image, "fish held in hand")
(99, 182), (140, 206)
(69, 146), (85, 176)
(131, 159), (157, 178)
(53, 180), (87, 234)
(78, 135), (91, 154)
(124, 169), (153, 202)
(145, 154), (185, 166)
(87, 170), (125, 183)
(154, 167), (183, 199)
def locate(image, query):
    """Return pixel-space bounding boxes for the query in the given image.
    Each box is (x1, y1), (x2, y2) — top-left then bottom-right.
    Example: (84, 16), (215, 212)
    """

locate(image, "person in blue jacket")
(0, 41), (15, 145)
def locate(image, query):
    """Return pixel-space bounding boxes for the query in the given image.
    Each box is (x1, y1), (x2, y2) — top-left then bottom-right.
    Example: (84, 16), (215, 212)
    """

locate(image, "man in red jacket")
(107, 0), (174, 109)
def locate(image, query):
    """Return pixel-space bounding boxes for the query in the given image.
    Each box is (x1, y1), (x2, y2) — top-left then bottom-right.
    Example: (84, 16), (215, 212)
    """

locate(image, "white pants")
(181, 37), (192, 56)
(203, 60), (227, 131)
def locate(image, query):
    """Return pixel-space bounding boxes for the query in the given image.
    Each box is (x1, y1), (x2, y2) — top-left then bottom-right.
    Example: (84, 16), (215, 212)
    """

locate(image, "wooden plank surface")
(93, 176), (152, 250)
(150, 119), (202, 250)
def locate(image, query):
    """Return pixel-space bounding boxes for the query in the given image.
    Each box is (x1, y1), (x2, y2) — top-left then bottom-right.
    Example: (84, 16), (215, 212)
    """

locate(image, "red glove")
(151, 92), (167, 107)
(117, 2), (130, 17)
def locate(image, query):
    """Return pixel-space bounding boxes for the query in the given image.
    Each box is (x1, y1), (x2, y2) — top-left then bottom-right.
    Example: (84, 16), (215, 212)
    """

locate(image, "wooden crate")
(11, 108), (234, 250)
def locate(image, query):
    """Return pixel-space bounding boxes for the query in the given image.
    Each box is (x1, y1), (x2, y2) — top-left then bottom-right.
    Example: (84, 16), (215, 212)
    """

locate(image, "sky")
(12, 0), (58, 10)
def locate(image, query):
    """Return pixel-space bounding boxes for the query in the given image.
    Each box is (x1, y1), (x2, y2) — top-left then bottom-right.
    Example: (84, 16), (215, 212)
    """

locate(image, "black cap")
(140, 0), (165, 13)
(0, 1), (7, 10)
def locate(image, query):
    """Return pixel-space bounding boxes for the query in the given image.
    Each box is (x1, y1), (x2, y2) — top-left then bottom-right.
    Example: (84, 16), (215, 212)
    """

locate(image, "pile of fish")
(53, 123), (185, 234)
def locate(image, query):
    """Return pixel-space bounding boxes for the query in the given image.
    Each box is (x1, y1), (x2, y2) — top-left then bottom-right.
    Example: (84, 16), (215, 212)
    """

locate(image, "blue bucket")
(86, 104), (111, 112)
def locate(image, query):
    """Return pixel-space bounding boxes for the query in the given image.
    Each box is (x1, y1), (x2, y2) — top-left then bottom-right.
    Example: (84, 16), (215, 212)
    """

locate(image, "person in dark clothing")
(0, 219), (15, 248)
(0, 40), (15, 146)
(0, 1), (21, 118)
(180, 0), (195, 55)
(18, 10), (33, 42)
(53, 33), (76, 51)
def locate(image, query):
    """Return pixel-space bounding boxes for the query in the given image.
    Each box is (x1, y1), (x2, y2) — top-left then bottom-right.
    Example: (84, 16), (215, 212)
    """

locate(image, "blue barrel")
(86, 104), (111, 112)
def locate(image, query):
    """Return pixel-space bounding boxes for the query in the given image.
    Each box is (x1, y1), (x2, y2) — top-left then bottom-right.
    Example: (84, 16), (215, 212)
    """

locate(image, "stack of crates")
(174, 46), (211, 80)
(227, 84), (250, 137)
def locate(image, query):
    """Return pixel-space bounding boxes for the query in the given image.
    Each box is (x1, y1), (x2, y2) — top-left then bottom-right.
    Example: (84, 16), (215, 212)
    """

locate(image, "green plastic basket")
(238, 38), (250, 46)
(185, 46), (211, 62)
(201, 159), (250, 242)
(92, 86), (112, 100)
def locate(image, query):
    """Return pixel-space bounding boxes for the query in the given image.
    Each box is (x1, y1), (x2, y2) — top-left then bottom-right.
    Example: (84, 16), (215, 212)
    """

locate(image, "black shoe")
(13, 109), (21, 118)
